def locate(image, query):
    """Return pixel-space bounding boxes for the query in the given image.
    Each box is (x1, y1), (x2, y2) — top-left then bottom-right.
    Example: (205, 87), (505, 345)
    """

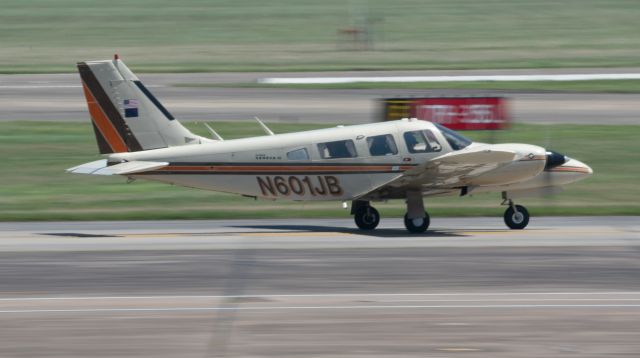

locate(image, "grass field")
(179, 79), (640, 93)
(1, 0), (640, 73)
(0, 120), (638, 221)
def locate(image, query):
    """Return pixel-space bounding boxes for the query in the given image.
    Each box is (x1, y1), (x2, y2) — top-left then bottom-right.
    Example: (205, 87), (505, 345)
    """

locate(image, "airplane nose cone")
(561, 158), (593, 181)
(544, 150), (592, 179)
(539, 156), (592, 186)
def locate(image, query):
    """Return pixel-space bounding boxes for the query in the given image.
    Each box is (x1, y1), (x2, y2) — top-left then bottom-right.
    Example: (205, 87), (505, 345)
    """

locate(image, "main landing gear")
(352, 191), (430, 234)
(403, 191), (429, 233)
(352, 203), (380, 230)
(502, 192), (530, 230)
(404, 212), (430, 233)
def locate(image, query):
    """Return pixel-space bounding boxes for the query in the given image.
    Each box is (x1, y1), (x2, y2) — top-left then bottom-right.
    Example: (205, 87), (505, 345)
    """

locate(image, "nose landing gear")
(502, 193), (530, 230)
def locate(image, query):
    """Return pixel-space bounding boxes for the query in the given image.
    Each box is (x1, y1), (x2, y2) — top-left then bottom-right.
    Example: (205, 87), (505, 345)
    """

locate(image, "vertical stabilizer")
(77, 58), (202, 153)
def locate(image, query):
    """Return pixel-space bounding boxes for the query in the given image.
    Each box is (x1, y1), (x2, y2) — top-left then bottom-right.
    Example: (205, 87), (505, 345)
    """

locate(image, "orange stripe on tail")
(81, 83), (128, 153)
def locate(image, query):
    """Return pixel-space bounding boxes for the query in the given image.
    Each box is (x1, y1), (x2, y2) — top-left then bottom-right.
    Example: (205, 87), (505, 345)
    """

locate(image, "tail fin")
(77, 58), (201, 154)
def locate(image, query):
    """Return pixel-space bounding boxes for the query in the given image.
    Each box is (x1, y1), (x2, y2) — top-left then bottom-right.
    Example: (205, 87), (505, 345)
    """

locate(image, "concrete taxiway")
(1, 70), (640, 124)
(0, 217), (639, 357)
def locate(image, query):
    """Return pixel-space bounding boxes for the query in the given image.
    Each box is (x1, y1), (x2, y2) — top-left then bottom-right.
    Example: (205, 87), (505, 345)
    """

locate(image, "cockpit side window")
(366, 134), (398, 156)
(433, 123), (472, 151)
(317, 139), (358, 159)
(423, 130), (442, 152)
(403, 131), (437, 153)
(286, 148), (309, 160)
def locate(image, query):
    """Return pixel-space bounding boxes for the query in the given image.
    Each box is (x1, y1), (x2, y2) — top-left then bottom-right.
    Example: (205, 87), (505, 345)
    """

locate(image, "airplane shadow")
(230, 225), (466, 238)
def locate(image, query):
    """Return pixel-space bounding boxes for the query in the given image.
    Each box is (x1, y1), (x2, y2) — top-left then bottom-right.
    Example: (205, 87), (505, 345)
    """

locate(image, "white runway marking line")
(4, 292), (640, 314)
(2, 291), (640, 301)
(3, 304), (640, 314)
(379, 298), (640, 303)
(258, 73), (640, 84)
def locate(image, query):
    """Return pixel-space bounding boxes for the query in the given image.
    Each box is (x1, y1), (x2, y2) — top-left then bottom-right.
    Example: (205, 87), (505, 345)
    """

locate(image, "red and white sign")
(413, 97), (509, 130)
(382, 97), (510, 130)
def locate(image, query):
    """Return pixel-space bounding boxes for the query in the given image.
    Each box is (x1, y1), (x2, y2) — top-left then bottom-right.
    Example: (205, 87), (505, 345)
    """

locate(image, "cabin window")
(366, 134), (398, 156)
(286, 148), (309, 160)
(317, 140), (357, 159)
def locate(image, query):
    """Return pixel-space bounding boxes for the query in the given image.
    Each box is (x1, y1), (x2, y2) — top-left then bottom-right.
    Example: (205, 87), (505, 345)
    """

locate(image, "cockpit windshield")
(433, 123), (472, 150)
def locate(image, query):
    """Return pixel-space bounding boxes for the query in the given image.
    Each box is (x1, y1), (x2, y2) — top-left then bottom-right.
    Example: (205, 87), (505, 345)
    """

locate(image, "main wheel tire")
(404, 211), (430, 233)
(354, 206), (380, 230)
(504, 205), (530, 230)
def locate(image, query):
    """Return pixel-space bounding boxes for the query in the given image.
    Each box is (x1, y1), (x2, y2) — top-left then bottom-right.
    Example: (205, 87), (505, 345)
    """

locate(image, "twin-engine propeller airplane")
(68, 57), (593, 233)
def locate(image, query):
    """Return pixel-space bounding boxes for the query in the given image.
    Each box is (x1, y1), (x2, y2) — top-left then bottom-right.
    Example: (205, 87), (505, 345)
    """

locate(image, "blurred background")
(2, 0), (640, 72)
(2, 2), (640, 358)
(1, 0), (639, 220)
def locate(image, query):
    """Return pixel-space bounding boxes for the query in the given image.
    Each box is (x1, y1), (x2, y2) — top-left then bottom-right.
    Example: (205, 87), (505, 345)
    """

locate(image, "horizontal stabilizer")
(66, 159), (108, 174)
(67, 159), (168, 176)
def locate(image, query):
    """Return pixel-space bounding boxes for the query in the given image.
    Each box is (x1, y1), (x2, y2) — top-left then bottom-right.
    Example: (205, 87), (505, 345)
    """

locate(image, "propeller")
(537, 126), (567, 205)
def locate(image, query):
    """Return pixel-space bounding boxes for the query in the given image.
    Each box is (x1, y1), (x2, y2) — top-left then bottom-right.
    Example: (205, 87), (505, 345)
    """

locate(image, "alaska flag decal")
(124, 99), (139, 118)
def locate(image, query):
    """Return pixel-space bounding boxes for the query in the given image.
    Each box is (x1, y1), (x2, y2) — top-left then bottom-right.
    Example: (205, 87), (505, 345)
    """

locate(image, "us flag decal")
(124, 99), (139, 118)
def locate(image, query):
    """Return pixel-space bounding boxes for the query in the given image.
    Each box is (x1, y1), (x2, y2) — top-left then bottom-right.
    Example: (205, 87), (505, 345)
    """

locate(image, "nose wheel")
(501, 193), (530, 230)
(503, 203), (530, 230)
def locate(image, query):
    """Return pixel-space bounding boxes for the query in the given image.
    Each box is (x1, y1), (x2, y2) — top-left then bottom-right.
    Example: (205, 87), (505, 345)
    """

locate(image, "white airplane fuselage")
(107, 119), (591, 201)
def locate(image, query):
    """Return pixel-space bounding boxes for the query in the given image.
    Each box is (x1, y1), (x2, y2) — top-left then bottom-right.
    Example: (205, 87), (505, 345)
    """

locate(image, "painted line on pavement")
(259, 73), (640, 84)
(2, 291), (640, 301)
(3, 304), (640, 314)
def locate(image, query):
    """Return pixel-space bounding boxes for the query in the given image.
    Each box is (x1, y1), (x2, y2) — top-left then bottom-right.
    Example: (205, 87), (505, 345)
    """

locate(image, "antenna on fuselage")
(203, 123), (224, 141)
(254, 116), (275, 136)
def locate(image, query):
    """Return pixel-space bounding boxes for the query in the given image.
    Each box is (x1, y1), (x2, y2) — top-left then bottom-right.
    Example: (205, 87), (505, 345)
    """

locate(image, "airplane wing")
(67, 159), (168, 176)
(356, 147), (517, 199)
(403, 147), (516, 180)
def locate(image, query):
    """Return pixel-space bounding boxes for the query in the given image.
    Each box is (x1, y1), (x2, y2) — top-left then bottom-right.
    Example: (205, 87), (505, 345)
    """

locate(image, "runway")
(1, 217), (639, 357)
(1, 70), (640, 124)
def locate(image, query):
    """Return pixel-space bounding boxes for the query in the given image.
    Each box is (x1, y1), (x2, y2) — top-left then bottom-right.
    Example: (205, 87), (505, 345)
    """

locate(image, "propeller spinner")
(544, 150), (568, 170)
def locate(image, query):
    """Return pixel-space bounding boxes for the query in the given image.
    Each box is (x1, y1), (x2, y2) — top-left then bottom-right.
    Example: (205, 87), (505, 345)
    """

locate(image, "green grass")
(1, 0), (640, 73)
(193, 80), (640, 93)
(0, 120), (638, 221)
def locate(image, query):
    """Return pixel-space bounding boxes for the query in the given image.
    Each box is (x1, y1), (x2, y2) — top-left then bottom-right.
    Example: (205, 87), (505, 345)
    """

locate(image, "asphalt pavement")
(0, 217), (639, 357)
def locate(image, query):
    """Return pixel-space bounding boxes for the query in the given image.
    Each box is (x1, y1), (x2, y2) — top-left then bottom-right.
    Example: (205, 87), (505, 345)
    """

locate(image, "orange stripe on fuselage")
(518, 155), (546, 161)
(158, 165), (414, 173)
(81, 83), (128, 153)
(547, 166), (590, 174)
